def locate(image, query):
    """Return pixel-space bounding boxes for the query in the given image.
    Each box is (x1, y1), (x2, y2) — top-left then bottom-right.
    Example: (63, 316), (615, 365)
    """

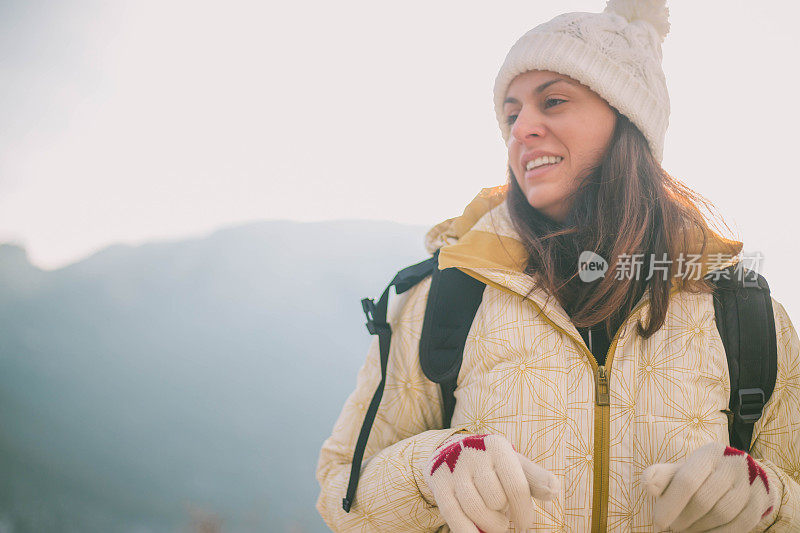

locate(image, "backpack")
(341, 250), (778, 512)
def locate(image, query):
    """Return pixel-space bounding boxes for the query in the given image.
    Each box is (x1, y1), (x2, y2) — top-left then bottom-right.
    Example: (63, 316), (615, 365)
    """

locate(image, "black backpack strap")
(709, 263), (778, 452)
(342, 251), (439, 513)
(419, 265), (486, 428)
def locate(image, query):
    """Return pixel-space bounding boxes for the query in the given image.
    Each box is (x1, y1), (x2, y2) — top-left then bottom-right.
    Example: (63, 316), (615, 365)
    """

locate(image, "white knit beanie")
(493, 0), (671, 163)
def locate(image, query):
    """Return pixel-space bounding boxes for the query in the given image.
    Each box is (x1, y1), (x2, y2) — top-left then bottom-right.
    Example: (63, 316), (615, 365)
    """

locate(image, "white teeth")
(526, 155), (563, 171)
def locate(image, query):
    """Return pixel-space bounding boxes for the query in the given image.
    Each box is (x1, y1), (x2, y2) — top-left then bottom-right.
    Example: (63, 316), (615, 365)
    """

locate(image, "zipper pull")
(596, 365), (610, 406)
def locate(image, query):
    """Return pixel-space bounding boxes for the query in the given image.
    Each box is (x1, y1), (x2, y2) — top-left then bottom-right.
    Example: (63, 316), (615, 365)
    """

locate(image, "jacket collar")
(425, 184), (744, 334)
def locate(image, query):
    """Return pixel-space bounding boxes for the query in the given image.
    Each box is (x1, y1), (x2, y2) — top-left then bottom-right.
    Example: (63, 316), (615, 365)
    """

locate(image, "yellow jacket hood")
(424, 184), (744, 299)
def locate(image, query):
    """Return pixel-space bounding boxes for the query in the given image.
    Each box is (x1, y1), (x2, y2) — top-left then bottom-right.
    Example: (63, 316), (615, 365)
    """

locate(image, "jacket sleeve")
(749, 297), (800, 531)
(315, 275), (470, 532)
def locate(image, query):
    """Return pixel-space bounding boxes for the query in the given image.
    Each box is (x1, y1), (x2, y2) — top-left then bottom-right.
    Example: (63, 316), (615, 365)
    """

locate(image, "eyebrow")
(503, 78), (577, 105)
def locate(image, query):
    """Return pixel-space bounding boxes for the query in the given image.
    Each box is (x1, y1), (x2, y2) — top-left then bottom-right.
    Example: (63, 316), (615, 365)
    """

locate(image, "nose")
(510, 106), (546, 144)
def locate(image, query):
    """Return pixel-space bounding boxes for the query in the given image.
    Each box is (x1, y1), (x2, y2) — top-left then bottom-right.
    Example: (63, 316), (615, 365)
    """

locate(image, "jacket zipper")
(588, 292), (676, 532)
(596, 366), (609, 405)
(582, 301), (656, 532)
(592, 363), (611, 531)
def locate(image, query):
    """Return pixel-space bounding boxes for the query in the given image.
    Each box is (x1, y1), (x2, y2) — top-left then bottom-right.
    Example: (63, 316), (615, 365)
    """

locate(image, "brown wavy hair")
(506, 111), (737, 340)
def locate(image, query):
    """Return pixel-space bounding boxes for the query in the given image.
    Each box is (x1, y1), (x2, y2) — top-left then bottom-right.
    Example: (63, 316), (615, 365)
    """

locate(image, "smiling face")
(504, 70), (618, 223)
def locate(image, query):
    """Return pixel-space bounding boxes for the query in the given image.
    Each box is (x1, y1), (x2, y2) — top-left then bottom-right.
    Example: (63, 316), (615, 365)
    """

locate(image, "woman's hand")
(423, 433), (560, 533)
(642, 441), (777, 532)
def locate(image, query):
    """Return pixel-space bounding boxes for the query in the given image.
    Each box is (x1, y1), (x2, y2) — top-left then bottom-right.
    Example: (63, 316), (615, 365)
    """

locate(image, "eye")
(506, 98), (566, 125)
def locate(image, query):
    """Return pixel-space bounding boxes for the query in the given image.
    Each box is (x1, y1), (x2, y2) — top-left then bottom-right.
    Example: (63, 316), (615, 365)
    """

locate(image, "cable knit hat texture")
(493, 0), (671, 163)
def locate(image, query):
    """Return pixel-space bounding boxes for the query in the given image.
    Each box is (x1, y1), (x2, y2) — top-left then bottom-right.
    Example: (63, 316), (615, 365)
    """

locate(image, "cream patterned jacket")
(316, 186), (800, 532)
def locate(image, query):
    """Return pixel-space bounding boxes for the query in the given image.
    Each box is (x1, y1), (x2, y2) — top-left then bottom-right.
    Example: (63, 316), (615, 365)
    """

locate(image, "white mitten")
(642, 442), (778, 532)
(423, 433), (560, 533)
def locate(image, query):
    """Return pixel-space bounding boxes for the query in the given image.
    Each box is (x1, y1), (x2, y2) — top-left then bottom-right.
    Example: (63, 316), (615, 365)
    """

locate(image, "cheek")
(575, 111), (615, 156)
(570, 125), (613, 162)
(508, 145), (523, 174)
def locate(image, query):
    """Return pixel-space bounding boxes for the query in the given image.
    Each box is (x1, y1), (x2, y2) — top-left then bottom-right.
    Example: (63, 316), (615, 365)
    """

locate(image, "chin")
(523, 190), (555, 213)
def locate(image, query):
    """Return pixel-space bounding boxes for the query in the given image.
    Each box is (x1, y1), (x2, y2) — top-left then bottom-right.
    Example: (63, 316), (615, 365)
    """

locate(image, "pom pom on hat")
(603, 0), (670, 42)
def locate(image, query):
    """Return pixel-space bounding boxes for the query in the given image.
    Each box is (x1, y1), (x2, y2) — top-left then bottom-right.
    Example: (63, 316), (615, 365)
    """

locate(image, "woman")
(316, 1), (800, 531)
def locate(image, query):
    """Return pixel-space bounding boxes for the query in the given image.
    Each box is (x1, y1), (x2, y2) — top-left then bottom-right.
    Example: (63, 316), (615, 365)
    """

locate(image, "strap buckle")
(361, 298), (390, 336)
(736, 388), (765, 423)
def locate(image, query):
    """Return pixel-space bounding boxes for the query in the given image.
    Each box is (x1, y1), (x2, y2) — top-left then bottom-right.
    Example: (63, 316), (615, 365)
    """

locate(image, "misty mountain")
(0, 219), (431, 532)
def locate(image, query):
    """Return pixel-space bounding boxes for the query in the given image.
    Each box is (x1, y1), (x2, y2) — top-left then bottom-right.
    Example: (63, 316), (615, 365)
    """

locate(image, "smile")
(524, 158), (562, 179)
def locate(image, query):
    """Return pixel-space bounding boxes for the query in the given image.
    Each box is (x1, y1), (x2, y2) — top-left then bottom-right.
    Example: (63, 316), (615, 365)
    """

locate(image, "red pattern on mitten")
(431, 435), (488, 475)
(724, 446), (771, 499)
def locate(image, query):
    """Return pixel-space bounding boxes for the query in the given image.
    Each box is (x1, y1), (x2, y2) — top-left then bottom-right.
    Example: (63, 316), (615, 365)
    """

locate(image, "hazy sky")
(1, 0), (798, 315)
